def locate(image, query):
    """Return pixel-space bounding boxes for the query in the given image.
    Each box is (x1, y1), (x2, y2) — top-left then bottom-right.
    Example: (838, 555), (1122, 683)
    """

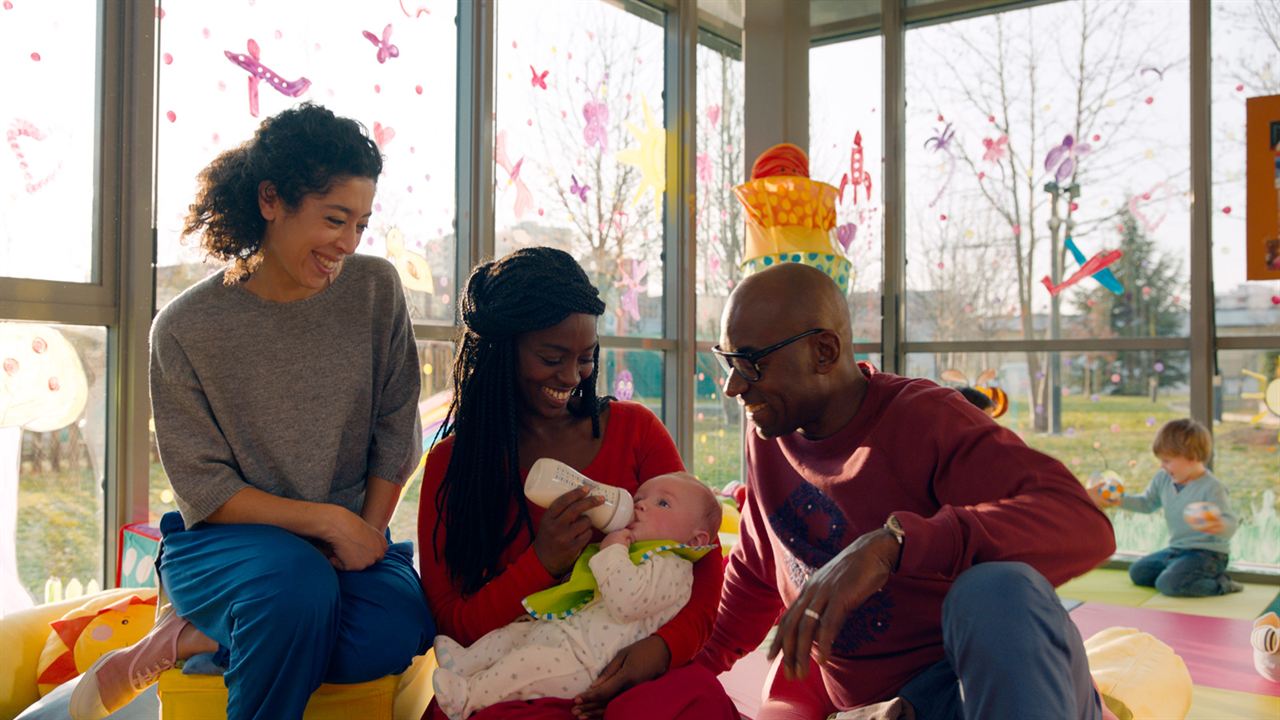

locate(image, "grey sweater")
(1120, 469), (1238, 555)
(150, 254), (422, 527)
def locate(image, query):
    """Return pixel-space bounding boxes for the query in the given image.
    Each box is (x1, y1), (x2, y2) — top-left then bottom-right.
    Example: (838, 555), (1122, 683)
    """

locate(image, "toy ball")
(1183, 501), (1221, 531)
(1098, 471), (1124, 502)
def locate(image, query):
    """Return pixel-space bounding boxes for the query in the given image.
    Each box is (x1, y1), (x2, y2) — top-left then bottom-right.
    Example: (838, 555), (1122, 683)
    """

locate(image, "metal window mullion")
(0, 278), (115, 308)
(1188, 0), (1214, 431)
(601, 335), (678, 351)
(103, 0), (156, 587)
(0, 299), (115, 326)
(902, 0), (1063, 29)
(881, 0), (906, 374)
(903, 337), (1192, 354)
(455, 0), (495, 294)
(662, 0), (696, 458)
(1216, 335), (1280, 351)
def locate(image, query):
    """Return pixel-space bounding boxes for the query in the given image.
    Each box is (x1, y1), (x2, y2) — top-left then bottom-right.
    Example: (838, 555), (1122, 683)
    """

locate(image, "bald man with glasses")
(690, 262), (1117, 720)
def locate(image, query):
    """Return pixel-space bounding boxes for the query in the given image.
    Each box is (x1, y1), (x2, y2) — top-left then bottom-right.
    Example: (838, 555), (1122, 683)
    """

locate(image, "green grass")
(15, 467), (103, 601)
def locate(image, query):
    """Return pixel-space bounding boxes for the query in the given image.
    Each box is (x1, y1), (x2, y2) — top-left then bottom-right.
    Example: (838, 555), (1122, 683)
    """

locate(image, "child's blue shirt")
(1119, 469), (1237, 554)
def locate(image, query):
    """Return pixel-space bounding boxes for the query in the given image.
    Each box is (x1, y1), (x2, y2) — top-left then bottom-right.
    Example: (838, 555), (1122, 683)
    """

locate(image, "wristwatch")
(883, 515), (905, 573)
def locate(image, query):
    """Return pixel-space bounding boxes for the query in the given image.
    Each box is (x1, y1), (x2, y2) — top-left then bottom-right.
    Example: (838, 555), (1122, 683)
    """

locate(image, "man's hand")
(572, 635), (670, 719)
(769, 528), (901, 680)
(320, 506), (388, 571)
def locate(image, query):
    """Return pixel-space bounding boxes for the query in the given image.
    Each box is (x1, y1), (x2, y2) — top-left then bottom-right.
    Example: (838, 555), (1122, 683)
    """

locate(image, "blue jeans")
(898, 563), (1101, 720)
(1128, 546), (1229, 597)
(158, 511), (435, 720)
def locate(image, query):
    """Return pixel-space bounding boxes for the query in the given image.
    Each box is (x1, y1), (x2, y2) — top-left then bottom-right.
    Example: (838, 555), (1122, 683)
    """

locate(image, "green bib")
(521, 540), (717, 621)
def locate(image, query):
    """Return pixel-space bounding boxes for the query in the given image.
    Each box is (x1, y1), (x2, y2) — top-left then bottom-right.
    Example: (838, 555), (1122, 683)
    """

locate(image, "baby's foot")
(434, 635), (470, 674)
(1252, 612), (1280, 682)
(432, 667), (467, 720)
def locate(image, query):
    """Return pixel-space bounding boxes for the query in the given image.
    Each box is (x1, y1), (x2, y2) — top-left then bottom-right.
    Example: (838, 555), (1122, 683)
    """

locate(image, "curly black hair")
(182, 103), (383, 283)
(436, 247), (608, 596)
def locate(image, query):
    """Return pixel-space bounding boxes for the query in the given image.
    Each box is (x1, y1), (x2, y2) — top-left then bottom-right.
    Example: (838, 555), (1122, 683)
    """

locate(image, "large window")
(1213, 349), (1280, 567)
(493, 0), (666, 340)
(1211, 1), (1280, 339)
(695, 31), (745, 488)
(0, 2), (99, 283)
(1210, 2), (1280, 567)
(154, 1), (458, 320)
(906, 1), (1190, 344)
(810, 35), (884, 345)
(3, 322), (107, 610)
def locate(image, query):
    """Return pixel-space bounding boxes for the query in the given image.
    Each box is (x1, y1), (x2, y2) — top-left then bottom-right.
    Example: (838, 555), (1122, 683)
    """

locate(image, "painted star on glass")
(615, 97), (665, 221)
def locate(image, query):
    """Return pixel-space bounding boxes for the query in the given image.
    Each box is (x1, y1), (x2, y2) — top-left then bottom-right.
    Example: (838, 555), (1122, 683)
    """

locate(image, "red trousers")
(423, 662), (740, 720)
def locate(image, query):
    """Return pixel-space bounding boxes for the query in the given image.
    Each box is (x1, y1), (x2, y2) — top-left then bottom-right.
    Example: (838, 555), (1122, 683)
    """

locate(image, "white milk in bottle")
(524, 458), (634, 533)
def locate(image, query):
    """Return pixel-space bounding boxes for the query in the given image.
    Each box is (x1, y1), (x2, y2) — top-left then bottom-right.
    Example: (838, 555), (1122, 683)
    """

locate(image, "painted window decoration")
(810, 35), (885, 346)
(695, 38), (745, 344)
(1211, 1), (1280, 337)
(0, 1), (98, 283)
(493, 0), (665, 339)
(601, 349), (663, 423)
(906, 0), (1190, 345)
(154, 0), (458, 322)
(0, 322), (107, 612)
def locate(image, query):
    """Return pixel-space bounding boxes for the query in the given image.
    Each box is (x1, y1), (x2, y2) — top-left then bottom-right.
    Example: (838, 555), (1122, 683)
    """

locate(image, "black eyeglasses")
(712, 328), (825, 383)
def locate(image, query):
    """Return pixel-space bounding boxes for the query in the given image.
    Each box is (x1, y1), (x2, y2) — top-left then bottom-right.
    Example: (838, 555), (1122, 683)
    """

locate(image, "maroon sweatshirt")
(697, 364), (1115, 710)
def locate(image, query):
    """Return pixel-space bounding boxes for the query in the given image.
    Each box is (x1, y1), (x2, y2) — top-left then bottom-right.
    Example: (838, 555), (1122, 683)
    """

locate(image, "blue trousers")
(1128, 546), (1229, 597)
(898, 563), (1101, 720)
(158, 512), (435, 720)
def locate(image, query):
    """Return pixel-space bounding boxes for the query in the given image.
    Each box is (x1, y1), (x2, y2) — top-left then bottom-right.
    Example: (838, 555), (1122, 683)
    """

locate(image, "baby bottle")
(525, 458), (634, 533)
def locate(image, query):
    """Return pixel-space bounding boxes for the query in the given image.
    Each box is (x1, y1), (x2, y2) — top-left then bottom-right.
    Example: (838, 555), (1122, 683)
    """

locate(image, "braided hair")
(436, 247), (608, 595)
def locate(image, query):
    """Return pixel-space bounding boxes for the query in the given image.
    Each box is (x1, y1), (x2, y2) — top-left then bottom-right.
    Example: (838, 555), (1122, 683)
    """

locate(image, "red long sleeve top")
(697, 364), (1115, 710)
(417, 400), (724, 676)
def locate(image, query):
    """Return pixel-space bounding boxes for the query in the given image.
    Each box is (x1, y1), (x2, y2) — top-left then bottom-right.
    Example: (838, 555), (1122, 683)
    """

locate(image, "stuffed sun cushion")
(34, 588), (158, 696)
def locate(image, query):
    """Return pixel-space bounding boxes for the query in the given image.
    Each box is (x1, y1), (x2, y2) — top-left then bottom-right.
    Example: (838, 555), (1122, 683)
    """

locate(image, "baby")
(431, 472), (722, 719)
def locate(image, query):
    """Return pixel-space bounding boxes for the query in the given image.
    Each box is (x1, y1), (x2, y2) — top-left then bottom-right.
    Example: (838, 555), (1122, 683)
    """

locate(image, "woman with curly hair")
(417, 246), (734, 720)
(71, 103), (434, 720)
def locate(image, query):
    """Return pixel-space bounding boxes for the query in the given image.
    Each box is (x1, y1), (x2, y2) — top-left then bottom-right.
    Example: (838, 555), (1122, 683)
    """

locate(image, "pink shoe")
(69, 610), (190, 719)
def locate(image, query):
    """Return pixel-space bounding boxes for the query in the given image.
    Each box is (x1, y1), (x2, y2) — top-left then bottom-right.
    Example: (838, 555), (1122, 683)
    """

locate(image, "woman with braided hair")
(417, 247), (734, 720)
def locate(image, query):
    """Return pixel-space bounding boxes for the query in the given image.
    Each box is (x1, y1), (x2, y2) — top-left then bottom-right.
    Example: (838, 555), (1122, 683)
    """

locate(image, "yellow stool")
(156, 671), (398, 720)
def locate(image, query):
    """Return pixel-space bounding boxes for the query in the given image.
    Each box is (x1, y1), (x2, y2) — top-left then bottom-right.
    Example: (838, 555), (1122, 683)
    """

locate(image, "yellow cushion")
(158, 672), (398, 720)
(35, 589), (158, 696)
(0, 595), (87, 718)
(0, 588), (148, 718)
(392, 650), (438, 720)
(1085, 626), (1192, 720)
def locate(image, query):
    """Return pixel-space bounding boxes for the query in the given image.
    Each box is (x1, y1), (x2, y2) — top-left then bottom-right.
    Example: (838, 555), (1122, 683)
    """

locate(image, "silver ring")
(803, 608), (821, 621)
